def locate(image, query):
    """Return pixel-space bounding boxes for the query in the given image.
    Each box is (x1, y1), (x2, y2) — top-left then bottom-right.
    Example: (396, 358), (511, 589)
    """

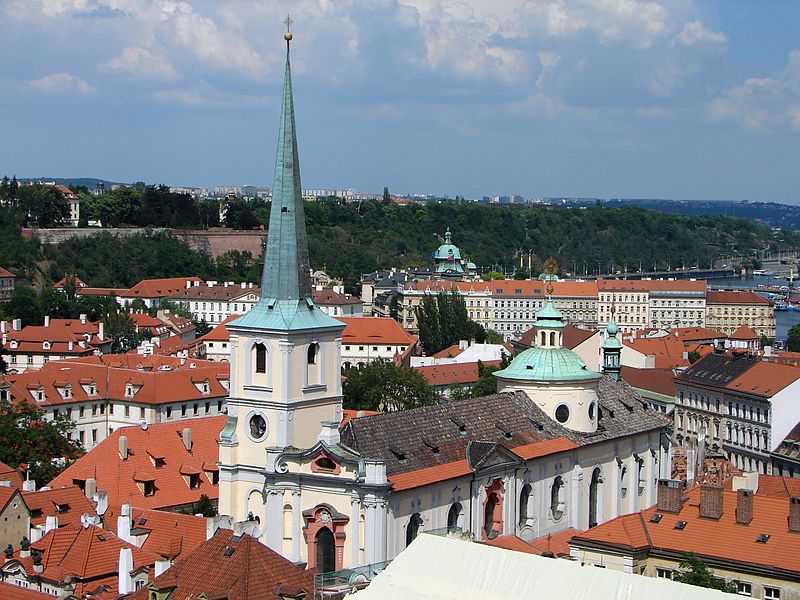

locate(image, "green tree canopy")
(671, 553), (738, 593)
(0, 398), (83, 486)
(343, 360), (437, 412)
(16, 184), (68, 227)
(415, 292), (487, 355)
(788, 324), (800, 352)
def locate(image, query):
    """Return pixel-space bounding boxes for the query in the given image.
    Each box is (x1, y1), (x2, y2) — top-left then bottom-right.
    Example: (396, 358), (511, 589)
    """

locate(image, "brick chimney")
(789, 497), (800, 533)
(736, 489), (754, 525)
(657, 479), (685, 513)
(699, 484), (724, 520)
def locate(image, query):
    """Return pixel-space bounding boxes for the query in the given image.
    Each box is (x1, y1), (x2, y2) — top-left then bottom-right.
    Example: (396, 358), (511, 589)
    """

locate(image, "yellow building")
(706, 290), (776, 338)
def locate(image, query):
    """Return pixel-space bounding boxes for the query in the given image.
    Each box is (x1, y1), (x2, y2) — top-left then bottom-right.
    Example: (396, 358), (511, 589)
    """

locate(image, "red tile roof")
(170, 283), (259, 301)
(3, 318), (110, 356)
(598, 279), (706, 292)
(104, 505), (207, 560)
(706, 290), (770, 305)
(312, 287), (362, 306)
(0, 461), (24, 489)
(671, 327), (727, 342)
(23, 485), (96, 527)
(50, 416), (225, 510)
(7, 523), (159, 597)
(620, 367), (676, 397)
(339, 317), (417, 346)
(622, 335), (689, 369)
(198, 314), (239, 342)
(486, 528), (581, 558)
(415, 361), (501, 387)
(571, 481), (800, 574)
(0, 267), (15, 279)
(0, 487), (21, 515)
(340, 409), (380, 427)
(725, 360), (800, 398)
(118, 277), (203, 299)
(5, 355), (229, 408)
(730, 325), (759, 340)
(0, 582), (51, 599)
(431, 344), (464, 359)
(126, 529), (314, 600)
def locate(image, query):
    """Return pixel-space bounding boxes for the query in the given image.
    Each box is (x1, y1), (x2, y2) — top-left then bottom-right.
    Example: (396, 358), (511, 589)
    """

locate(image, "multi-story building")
(772, 420), (800, 478)
(0, 267), (15, 302)
(171, 281), (260, 325)
(706, 290), (775, 338)
(673, 353), (800, 475)
(312, 286), (363, 317)
(598, 279), (706, 334)
(338, 317), (417, 370)
(1, 316), (112, 373)
(2, 354), (229, 450)
(570, 473), (800, 599)
(396, 280), (493, 332)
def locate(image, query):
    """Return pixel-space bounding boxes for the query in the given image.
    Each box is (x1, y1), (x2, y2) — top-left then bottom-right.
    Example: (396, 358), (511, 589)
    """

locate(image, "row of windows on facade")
(726, 451), (770, 475)
(655, 569), (779, 599)
(677, 392), (770, 423)
(52, 399), (224, 422)
(676, 412), (770, 450)
(342, 345), (407, 353)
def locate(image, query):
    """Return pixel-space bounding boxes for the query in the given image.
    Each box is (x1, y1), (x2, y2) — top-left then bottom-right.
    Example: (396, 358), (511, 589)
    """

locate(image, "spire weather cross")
(284, 14), (293, 42)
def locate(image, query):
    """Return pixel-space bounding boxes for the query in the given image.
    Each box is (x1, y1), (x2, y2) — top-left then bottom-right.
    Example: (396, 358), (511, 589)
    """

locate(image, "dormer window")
(42, 341), (51, 350)
(9, 341), (17, 349)
(125, 384), (136, 398)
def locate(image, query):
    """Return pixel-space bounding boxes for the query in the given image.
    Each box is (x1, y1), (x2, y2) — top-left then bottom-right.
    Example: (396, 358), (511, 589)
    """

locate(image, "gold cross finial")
(284, 14), (293, 41)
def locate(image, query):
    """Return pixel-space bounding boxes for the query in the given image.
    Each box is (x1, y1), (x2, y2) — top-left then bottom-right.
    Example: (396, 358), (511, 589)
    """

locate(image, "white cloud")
(153, 85), (268, 108)
(674, 20), (727, 46)
(27, 72), (94, 94)
(710, 50), (800, 130)
(100, 46), (178, 80)
(537, 51), (561, 86)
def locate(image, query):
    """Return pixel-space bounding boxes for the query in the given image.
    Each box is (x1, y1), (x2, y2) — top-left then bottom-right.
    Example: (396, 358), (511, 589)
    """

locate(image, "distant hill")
(17, 177), (127, 190)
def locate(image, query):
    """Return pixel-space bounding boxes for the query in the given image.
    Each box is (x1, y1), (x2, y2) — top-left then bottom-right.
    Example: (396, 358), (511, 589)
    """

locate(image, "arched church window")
(254, 343), (267, 374)
(307, 343), (318, 365)
(316, 527), (335, 574)
(620, 465), (629, 497)
(550, 476), (565, 520)
(406, 513), (422, 547)
(447, 502), (462, 530)
(588, 468), (603, 528)
(550, 331), (556, 346)
(540, 331), (546, 347)
(484, 492), (501, 539)
(518, 484), (533, 528)
(636, 457), (646, 496)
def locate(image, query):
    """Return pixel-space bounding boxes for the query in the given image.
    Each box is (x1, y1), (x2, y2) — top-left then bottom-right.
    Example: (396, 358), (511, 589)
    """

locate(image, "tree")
(687, 350), (701, 364)
(672, 553), (738, 593)
(104, 312), (145, 353)
(470, 356), (510, 398)
(2, 286), (43, 327)
(17, 184), (68, 227)
(194, 319), (212, 337)
(481, 271), (505, 281)
(0, 399), (83, 486)
(192, 494), (217, 517)
(383, 186), (391, 204)
(343, 360), (437, 412)
(415, 292), (486, 355)
(788, 324), (800, 352)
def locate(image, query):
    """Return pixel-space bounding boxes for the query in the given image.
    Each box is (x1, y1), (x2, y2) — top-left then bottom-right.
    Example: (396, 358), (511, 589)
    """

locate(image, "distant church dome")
(433, 228), (466, 275)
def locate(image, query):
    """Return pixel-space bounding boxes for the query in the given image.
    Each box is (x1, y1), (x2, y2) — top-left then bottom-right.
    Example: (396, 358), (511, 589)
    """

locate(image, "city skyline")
(3, 1), (800, 203)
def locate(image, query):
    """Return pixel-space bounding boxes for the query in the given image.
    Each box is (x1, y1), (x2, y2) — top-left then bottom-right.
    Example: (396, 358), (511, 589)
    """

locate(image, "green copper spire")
(230, 26), (342, 332)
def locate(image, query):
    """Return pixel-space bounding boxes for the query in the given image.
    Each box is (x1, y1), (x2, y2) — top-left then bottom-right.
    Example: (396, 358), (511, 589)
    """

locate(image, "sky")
(2, 1), (800, 203)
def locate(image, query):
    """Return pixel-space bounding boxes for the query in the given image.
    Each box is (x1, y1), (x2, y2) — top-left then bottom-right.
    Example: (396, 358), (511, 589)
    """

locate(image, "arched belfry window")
(406, 513), (423, 547)
(307, 342), (321, 386)
(254, 343), (267, 374)
(447, 502), (462, 530)
(550, 331), (556, 346)
(540, 331), (546, 347)
(307, 343), (318, 365)
(519, 484), (533, 528)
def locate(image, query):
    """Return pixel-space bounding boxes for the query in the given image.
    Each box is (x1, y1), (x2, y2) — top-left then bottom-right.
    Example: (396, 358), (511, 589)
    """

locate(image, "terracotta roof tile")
(171, 283), (259, 301)
(572, 481), (800, 573)
(706, 290), (770, 305)
(118, 277), (203, 299)
(339, 317), (417, 346)
(50, 416), (225, 510)
(415, 361), (500, 387)
(104, 505), (207, 560)
(598, 278), (706, 292)
(312, 287), (362, 306)
(730, 325), (759, 340)
(622, 336), (689, 369)
(23, 486), (96, 527)
(0, 267), (15, 279)
(125, 529), (314, 600)
(725, 360), (800, 397)
(0, 581), (51, 599)
(620, 367), (676, 397)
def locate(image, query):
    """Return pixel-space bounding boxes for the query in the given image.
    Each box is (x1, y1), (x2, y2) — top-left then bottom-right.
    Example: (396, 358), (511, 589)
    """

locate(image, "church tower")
(218, 24), (346, 520)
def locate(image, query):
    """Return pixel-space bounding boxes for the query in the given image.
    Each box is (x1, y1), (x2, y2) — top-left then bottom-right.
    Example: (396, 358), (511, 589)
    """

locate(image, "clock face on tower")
(248, 413), (268, 440)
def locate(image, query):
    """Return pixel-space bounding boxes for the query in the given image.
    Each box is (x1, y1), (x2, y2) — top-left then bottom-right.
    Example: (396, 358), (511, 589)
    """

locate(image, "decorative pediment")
(466, 440), (522, 472)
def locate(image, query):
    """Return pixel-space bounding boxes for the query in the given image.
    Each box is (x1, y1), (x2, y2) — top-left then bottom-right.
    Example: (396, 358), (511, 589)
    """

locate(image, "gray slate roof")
(340, 376), (669, 476)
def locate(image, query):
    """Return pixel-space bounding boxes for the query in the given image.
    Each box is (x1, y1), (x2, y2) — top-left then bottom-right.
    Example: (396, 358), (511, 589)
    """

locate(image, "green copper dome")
(535, 298), (563, 325)
(603, 317), (622, 350)
(493, 346), (602, 382)
(607, 317), (618, 336)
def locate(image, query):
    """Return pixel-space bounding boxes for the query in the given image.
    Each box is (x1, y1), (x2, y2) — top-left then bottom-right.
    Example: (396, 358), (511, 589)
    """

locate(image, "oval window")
(588, 402), (596, 421)
(555, 404), (570, 424)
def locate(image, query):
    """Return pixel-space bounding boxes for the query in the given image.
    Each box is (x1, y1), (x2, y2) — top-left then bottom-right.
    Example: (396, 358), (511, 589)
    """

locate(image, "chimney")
(789, 497), (800, 533)
(736, 489), (754, 525)
(22, 479), (36, 493)
(95, 491), (108, 517)
(12, 319), (21, 331)
(117, 504), (132, 543)
(317, 421), (341, 446)
(0, 321), (6, 334)
(98, 322), (105, 339)
(118, 547), (134, 595)
(68, 340), (74, 351)
(656, 479), (685, 513)
(80, 314), (86, 324)
(84, 478), (96, 499)
(155, 559), (171, 577)
(459, 340), (468, 351)
(119, 435), (128, 460)
(182, 427), (192, 451)
(45, 516), (58, 533)
(699, 484), (724, 520)
(44, 316), (50, 327)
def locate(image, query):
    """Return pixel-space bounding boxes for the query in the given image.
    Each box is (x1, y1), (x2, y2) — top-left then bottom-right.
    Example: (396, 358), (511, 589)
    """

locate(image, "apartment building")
(706, 290), (775, 338)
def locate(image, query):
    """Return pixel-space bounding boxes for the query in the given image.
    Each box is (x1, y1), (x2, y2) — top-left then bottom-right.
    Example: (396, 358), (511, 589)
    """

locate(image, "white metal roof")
(348, 533), (735, 600)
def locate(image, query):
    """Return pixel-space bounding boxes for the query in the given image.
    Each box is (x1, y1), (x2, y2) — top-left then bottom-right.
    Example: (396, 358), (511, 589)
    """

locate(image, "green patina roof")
(602, 317), (622, 349)
(535, 298), (563, 324)
(494, 346), (602, 382)
(230, 39), (342, 333)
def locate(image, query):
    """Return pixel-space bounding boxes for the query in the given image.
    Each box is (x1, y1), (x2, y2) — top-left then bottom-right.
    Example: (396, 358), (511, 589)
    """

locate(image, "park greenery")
(0, 398), (83, 485)
(2, 178), (798, 293)
(342, 360), (437, 412)
(788, 324), (800, 352)
(415, 292), (492, 356)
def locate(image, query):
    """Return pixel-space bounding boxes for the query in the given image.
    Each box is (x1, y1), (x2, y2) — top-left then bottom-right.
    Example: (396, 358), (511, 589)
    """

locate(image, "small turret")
(602, 306), (622, 381)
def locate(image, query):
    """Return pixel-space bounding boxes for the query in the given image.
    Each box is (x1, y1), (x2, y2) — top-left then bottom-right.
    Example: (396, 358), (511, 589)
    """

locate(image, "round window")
(588, 402), (595, 421)
(248, 413), (268, 440)
(555, 404), (570, 424)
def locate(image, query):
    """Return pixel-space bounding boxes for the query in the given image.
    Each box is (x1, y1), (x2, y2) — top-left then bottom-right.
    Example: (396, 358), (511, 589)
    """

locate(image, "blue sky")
(2, 1), (800, 202)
